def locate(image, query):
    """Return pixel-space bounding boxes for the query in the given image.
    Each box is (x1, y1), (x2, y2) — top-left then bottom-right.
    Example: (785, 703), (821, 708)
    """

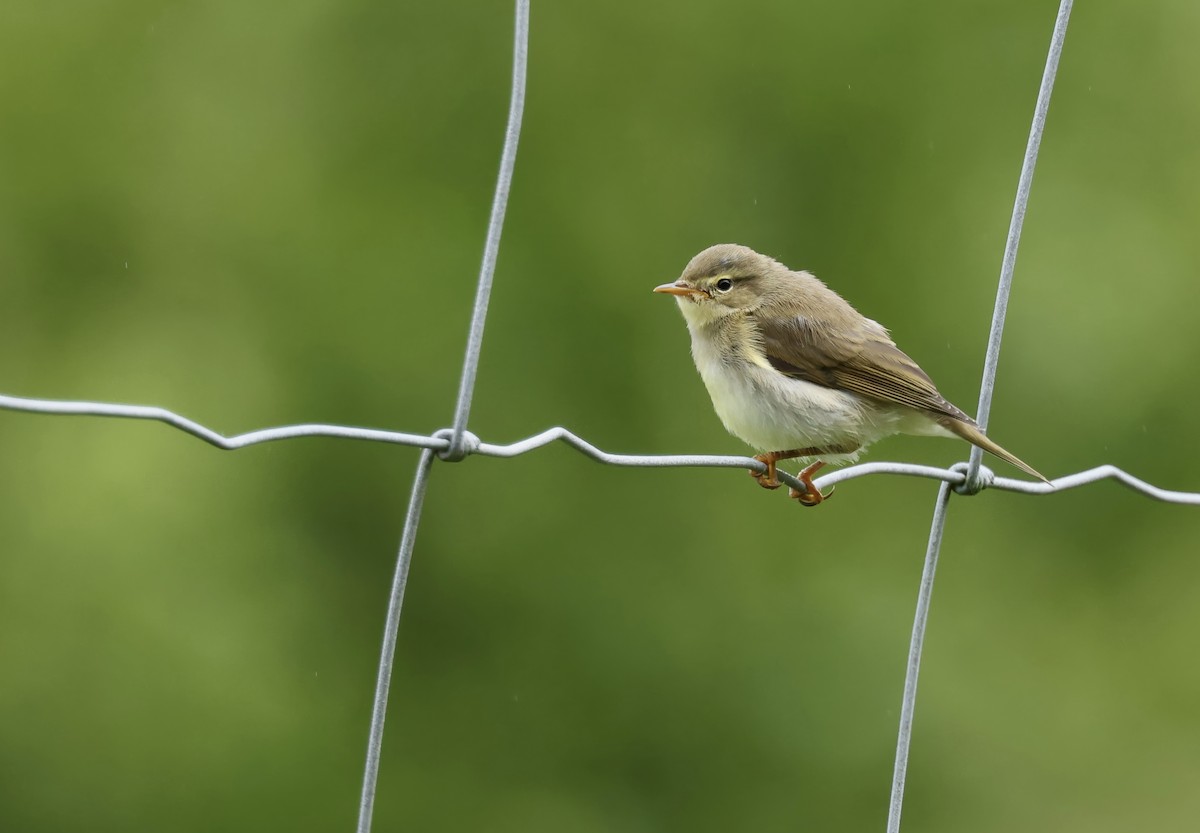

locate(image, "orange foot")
(787, 461), (833, 507)
(750, 453), (782, 490)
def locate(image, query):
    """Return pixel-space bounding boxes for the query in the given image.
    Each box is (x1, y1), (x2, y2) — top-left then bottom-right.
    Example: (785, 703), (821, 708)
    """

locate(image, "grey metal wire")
(965, 0), (1074, 493)
(359, 3), (528, 830)
(888, 3), (1076, 832)
(0, 393), (447, 450)
(444, 0), (529, 463)
(887, 478), (953, 833)
(356, 448), (436, 833)
(2, 392), (1198, 504)
(1, 1), (1196, 831)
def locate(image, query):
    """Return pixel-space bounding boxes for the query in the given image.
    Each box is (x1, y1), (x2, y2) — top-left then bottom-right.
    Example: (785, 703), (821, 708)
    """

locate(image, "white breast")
(687, 318), (891, 460)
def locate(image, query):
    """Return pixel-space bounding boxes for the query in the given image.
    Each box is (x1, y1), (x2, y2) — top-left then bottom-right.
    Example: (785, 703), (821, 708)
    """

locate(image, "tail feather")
(940, 418), (1050, 484)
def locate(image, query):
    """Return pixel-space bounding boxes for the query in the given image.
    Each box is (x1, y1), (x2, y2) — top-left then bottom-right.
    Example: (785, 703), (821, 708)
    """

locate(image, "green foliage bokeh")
(2, 1), (1199, 831)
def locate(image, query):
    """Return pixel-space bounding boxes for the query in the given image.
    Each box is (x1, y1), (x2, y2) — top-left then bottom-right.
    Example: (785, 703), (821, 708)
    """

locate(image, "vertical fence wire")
(887, 2), (1074, 830)
(356, 448), (436, 833)
(354, 2), (530, 831)
(886, 479), (953, 833)
(445, 0), (530, 462)
(965, 0), (1075, 491)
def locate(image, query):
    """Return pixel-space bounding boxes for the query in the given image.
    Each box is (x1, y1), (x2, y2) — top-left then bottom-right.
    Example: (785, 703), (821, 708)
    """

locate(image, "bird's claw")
(751, 455), (833, 504)
(749, 468), (782, 490)
(788, 460), (831, 507)
(789, 484), (834, 507)
(749, 454), (782, 490)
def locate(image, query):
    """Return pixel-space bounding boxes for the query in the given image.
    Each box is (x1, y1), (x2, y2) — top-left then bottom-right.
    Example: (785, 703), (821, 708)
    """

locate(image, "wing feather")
(755, 313), (969, 421)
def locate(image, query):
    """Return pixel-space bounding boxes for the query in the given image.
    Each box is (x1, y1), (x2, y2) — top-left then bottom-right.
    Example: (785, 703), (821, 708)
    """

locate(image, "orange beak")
(653, 281), (705, 298)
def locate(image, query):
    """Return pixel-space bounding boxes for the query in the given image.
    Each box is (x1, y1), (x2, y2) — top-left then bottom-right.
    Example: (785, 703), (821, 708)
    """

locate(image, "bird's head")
(654, 243), (784, 325)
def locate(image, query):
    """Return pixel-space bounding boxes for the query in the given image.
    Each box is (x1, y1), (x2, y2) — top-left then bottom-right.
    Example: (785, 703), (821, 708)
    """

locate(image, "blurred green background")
(2, 1), (1199, 830)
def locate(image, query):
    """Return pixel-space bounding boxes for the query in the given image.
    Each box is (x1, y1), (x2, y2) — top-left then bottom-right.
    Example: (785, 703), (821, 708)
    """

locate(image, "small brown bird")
(655, 244), (1048, 506)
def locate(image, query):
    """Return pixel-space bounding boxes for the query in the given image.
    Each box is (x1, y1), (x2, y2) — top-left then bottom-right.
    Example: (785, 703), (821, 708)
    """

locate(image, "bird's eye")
(714, 278), (733, 292)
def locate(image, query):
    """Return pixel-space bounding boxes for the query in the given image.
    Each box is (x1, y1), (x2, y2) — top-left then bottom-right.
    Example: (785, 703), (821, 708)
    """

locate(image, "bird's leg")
(750, 452), (781, 489)
(751, 444), (858, 503)
(750, 447), (826, 490)
(789, 461), (832, 507)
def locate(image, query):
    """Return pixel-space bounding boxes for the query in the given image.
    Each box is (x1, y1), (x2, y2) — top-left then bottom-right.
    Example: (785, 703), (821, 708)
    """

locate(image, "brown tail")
(941, 418), (1050, 484)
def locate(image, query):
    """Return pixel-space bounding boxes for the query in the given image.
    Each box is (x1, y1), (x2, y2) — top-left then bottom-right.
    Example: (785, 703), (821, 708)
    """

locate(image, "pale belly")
(698, 360), (872, 454)
(704, 369), (957, 464)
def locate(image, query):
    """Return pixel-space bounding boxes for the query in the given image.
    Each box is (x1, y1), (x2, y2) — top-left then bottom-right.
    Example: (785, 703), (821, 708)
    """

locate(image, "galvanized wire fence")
(3, 0), (1199, 830)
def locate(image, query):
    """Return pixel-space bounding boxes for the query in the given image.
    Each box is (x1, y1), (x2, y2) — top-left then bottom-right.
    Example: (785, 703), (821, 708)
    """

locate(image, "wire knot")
(952, 461), (993, 496)
(434, 428), (480, 462)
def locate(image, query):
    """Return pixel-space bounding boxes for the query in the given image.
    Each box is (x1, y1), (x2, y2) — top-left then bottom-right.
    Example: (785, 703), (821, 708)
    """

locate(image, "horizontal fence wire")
(2, 1), (1198, 832)
(1, 391), (1198, 505)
